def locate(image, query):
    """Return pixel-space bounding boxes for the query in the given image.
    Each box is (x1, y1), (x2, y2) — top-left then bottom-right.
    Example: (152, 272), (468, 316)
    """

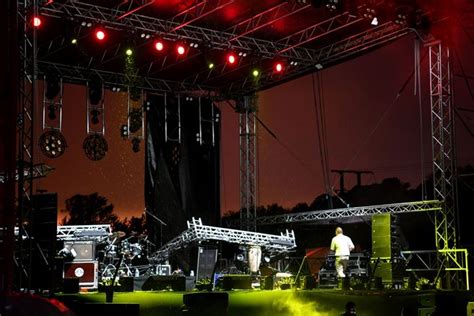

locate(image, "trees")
(60, 192), (118, 226)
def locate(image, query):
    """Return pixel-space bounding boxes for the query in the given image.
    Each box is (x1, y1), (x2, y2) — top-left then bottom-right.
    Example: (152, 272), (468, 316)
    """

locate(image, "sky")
(36, 31), (474, 221)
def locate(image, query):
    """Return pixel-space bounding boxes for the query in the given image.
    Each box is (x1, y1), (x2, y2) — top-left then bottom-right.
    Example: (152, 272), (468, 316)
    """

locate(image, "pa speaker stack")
(63, 240), (98, 289)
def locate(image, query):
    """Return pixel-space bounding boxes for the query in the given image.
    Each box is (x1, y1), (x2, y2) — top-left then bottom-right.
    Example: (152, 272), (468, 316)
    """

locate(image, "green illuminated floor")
(54, 288), (473, 316)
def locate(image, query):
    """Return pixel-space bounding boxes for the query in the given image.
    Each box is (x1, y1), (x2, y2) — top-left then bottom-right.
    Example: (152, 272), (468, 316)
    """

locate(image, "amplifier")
(64, 261), (98, 289)
(64, 241), (95, 261)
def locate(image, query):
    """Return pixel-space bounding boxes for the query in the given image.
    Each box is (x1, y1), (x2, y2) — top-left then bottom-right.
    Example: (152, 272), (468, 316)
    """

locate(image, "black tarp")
(145, 94), (220, 272)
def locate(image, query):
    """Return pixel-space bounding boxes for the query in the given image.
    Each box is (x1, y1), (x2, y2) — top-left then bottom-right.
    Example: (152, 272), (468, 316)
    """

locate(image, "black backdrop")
(145, 94), (220, 272)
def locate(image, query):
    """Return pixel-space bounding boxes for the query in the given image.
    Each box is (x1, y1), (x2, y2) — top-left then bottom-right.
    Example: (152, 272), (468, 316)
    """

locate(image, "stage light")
(95, 29), (106, 41)
(227, 53), (236, 64)
(252, 69), (260, 77)
(154, 40), (164, 51)
(315, 63), (323, 70)
(208, 62), (214, 69)
(176, 44), (186, 55)
(371, 17), (379, 26)
(275, 62), (283, 73)
(33, 16), (42, 28)
(39, 130), (67, 159)
(71, 38), (78, 45)
(126, 48), (133, 56)
(83, 134), (108, 161)
(120, 124), (129, 138)
(290, 60), (298, 66)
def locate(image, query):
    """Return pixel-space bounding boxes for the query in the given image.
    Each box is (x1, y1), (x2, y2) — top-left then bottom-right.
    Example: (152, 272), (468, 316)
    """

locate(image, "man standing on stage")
(330, 227), (354, 278)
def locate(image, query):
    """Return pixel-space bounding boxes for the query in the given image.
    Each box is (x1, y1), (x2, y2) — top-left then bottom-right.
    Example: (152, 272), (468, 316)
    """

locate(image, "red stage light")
(176, 44), (185, 55)
(227, 53), (236, 64)
(275, 62), (283, 73)
(95, 30), (106, 41)
(33, 16), (42, 28)
(155, 41), (164, 51)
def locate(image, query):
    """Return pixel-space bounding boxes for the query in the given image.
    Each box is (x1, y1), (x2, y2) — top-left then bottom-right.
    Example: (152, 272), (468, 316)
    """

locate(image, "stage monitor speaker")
(64, 241), (95, 261)
(142, 276), (186, 291)
(222, 275), (252, 290)
(372, 214), (392, 258)
(196, 246), (217, 281)
(119, 276), (134, 292)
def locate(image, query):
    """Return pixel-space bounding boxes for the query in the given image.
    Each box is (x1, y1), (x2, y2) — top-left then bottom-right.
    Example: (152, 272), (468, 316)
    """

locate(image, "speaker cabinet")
(196, 246), (217, 281)
(222, 275), (252, 290)
(142, 276), (186, 291)
(64, 241), (95, 261)
(372, 214), (391, 258)
(64, 261), (98, 289)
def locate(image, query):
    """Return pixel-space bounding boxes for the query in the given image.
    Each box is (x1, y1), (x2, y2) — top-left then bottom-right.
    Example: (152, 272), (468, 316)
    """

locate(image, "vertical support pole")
(17, 0), (38, 290)
(428, 40), (460, 288)
(238, 95), (257, 231)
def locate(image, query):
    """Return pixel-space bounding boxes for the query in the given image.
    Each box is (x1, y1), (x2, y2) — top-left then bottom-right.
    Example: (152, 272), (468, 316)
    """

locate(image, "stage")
(54, 288), (474, 316)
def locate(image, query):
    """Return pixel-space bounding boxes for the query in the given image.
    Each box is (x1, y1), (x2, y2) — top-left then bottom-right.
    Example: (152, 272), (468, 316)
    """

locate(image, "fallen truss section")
(149, 218), (296, 263)
(256, 200), (441, 225)
(56, 224), (112, 241)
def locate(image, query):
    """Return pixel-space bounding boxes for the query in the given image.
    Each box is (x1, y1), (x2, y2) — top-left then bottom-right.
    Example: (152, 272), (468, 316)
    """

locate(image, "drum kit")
(97, 231), (155, 279)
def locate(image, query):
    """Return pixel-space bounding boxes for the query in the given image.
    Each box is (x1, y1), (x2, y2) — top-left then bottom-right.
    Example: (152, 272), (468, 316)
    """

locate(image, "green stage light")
(208, 62), (214, 69)
(252, 69), (260, 77)
(126, 48), (133, 56)
(71, 38), (78, 45)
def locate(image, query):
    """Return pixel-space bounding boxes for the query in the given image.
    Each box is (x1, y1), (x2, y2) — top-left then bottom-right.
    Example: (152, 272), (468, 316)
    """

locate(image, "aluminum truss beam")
(401, 249), (469, 290)
(149, 218), (296, 264)
(17, 0), (38, 290)
(239, 96), (258, 232)
(56, 224), (112, 241)
(37, 61), (215, 93)
(0, 163), (54, 184)
(428, 41), (467, 290)
(256, 200), (441, 225)
(38, 0), (351, 64)
(225, 22), (411, 95)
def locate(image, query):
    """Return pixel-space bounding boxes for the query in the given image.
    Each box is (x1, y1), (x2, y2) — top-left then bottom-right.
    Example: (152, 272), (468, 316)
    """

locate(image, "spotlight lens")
(177, 45), (185, 55)
(208, 63), (214, 69)
(275, 63), (283, 72)
(33, 16), (42, 27)
(71, 38), (78, 44)
(252, 69), (259, 77)
(126, 48), (133, 56)
(227, 54), (236, 64)
(155, 41), (164, 51)
(95, 30), (105, 41)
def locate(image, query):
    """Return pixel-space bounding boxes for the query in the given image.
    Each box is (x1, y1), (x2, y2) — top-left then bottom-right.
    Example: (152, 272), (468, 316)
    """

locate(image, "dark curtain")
(145, 94), (220, 271)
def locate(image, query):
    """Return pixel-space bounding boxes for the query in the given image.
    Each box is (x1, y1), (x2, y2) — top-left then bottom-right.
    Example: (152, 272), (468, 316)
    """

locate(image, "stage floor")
(55, 288), (474, 316)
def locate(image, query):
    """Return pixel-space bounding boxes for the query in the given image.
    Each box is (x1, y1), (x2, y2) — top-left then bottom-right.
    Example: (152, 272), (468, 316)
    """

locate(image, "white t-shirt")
(330, 234), (354, 257)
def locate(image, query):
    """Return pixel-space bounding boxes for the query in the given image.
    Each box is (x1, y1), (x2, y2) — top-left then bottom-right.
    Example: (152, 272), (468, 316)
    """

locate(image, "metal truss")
(256, 200), (441, 225)
(56, 224), (112, 241)
(428, 41), (465, 289)
(0, 163), (54, 184)
(17, 0), (38, 290)
(428, 41), (457, 250)
(149, 218), (296, 264)
(226, 22), (411, 95)
(37, 61), (215, 93)
(38, 0), (349, 64)
(239, 96), (258, 231)
(401, 249), (469, 290)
